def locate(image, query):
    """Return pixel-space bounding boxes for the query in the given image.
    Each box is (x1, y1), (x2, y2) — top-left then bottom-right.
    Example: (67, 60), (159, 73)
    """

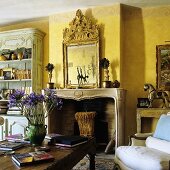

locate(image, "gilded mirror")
(63, 9), (99, 88)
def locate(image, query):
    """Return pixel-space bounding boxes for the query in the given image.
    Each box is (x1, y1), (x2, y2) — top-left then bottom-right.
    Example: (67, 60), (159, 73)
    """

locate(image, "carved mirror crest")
(63, 9), (99, 88)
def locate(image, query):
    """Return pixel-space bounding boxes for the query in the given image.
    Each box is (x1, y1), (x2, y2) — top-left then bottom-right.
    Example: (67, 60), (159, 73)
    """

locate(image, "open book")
(5, 134), (30, 143)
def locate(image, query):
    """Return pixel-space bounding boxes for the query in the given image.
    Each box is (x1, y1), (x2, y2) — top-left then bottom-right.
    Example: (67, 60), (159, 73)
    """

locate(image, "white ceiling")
(0, 0), (170, 26)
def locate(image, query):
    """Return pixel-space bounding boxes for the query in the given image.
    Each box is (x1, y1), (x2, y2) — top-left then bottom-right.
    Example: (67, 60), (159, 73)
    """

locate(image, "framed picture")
(156, 44), (170, 90)
(3, 68), (13, 80)
(137, 98), (150, 108)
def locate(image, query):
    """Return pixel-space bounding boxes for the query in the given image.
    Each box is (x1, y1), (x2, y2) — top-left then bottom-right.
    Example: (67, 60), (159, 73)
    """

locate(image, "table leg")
(89, 153), (95, 170)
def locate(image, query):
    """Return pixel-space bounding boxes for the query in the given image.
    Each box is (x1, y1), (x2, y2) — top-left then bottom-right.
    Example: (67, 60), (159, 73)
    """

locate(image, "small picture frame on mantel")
(3, 68), (13, 80)
(137, 98), (150, 108)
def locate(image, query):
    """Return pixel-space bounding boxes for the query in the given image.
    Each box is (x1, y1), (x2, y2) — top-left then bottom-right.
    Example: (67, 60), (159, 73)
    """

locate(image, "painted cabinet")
(0, 115), (28, 141)
(0, 28), (45, 139)
(0, 28), (45, 93)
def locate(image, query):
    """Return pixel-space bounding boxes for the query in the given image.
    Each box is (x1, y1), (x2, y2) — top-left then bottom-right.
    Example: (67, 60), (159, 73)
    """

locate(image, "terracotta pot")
(102, 81), (111, 88)
(47, 82), (55, 89)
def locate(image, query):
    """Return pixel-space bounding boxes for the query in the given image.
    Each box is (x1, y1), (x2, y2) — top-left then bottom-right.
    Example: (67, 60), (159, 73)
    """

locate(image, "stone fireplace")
(46, 88), (126, 150)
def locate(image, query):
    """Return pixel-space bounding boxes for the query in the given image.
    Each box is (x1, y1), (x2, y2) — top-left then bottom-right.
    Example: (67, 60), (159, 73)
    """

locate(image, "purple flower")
(23, 92), (44, 108)
(44, 89), (63, 110)
(8, 89), (63, 125)
(8, 90), (25, 108)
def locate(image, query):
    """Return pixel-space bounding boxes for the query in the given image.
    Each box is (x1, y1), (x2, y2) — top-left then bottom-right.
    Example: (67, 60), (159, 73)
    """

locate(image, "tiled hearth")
(46, 88), (126, 150)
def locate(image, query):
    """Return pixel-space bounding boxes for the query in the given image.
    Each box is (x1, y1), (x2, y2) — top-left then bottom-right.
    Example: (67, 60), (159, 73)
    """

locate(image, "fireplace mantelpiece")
(46, 88), (126, 148)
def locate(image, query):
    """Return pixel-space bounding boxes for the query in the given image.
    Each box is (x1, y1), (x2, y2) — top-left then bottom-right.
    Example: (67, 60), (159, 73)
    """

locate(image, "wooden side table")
(136, 108), (170, 133)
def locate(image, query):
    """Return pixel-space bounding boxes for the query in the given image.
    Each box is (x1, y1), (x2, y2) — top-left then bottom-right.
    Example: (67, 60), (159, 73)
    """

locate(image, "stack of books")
(45, 133), (63, 141)
(46, 134), (88, 147)
(5, 134), (30, 144)
(7, 106), (21, 115)
(12, 151), (54, 166)
(0, 142), (25, 151)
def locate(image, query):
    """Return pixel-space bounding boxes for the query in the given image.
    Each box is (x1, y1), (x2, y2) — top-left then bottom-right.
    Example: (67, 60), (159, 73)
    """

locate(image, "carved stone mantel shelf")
(55, 88), (126, 148)
(56, 88), (125, 101)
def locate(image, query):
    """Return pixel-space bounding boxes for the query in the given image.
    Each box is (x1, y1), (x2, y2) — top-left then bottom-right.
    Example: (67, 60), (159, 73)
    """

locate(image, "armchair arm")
(135, 132), (153, 138)
(129, 132), (153, 146)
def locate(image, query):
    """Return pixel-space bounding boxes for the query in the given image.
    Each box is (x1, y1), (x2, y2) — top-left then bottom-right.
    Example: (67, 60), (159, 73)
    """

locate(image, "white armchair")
(114, 114), (170, 170)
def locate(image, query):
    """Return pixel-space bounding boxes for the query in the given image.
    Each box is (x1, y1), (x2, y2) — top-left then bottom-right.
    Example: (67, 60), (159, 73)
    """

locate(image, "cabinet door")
(7, 116), (28, 137)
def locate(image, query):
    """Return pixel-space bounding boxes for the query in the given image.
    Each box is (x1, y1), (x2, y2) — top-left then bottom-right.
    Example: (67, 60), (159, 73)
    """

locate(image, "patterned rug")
(72, 157), (115, 170)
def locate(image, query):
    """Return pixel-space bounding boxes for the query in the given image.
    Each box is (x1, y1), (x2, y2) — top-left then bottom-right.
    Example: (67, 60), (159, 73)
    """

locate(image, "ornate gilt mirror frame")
(63, 9), (99, 88)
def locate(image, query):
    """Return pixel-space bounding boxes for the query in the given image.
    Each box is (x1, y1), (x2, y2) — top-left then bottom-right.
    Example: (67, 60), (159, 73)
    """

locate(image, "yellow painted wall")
(1, 4), (170, 144)
(121, 5), (170, 143)
(0, 18), (49, 88)
(49, 5), (121, 88)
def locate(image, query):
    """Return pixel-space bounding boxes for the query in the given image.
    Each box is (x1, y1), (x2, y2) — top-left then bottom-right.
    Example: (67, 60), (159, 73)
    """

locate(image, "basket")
(75, 112), (96, 137)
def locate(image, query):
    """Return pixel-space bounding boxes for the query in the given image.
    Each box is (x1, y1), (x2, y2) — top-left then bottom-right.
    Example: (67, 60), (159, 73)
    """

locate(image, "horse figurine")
(144, 83), (169, 108)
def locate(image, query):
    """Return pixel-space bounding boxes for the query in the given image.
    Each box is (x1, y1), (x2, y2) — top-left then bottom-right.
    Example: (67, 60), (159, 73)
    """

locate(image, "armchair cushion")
(153, 114), (170, 141)
(115, 146), (170, 170)
(146, 136), (170, 154)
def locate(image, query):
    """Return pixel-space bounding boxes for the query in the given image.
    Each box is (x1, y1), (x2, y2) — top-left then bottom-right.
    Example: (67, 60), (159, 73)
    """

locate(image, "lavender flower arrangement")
(8, 89), (63, 125)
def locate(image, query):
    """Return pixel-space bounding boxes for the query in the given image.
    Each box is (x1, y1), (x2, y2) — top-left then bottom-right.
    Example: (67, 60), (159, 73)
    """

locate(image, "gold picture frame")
(3, 68), (13, 80)
(156, 44), (170, 90)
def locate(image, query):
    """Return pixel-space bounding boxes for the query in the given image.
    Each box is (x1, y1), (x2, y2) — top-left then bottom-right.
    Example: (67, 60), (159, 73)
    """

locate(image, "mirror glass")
(63, 9), (99, 88)
(65, 42), (99, 88)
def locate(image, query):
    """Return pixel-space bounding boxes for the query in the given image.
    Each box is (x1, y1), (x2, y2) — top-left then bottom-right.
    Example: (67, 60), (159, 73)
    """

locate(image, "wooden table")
(0, 138), (96, 170)
(136, 108), (170, 133)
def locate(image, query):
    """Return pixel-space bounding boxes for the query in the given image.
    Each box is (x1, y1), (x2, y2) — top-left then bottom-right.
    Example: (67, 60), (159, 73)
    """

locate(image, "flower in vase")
(8, 89), (63, 125)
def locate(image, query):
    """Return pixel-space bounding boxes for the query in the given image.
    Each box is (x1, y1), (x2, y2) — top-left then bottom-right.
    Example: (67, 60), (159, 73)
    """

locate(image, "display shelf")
(0, 79), (31, 83)
(0, 58), (32, 64)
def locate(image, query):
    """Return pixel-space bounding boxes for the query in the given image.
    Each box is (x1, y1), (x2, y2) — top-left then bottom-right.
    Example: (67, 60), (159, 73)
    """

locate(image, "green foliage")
(100, 58), (110, 69)
(45, 63), (55, 73)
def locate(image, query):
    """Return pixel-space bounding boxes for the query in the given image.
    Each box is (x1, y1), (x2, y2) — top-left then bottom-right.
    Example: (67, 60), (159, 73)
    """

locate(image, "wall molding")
(50, 4), (121, 24)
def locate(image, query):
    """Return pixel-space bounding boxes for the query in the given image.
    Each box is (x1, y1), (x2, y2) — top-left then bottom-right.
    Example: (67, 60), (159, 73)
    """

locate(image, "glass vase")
(26, 124), (47, 146)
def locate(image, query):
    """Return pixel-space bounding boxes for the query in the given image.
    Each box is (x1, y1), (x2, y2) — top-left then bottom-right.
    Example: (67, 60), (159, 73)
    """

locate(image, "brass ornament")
(0, 117), (4, 125)
(63, 9), (99, 43)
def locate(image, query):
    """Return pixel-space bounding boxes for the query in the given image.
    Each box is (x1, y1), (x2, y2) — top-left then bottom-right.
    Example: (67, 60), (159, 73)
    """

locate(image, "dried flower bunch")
(100, 58), (110, 69)
(8, 89), (63, 125)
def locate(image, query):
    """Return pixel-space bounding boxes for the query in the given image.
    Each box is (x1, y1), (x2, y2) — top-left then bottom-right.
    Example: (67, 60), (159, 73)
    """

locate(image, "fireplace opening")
(71, 98), (115, 152)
